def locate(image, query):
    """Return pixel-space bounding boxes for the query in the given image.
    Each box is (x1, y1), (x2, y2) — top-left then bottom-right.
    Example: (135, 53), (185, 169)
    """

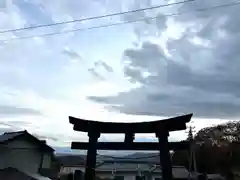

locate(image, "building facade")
(58, 155), (190, 180)
(0, 130), (57, 180)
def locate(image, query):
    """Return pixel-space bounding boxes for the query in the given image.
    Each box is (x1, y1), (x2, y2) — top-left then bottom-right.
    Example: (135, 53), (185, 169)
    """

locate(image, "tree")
(193, 121), (240, 175)
(187, 126), (194, 141)
(173, 121), (240, 176)
(194, 121), (240, 147)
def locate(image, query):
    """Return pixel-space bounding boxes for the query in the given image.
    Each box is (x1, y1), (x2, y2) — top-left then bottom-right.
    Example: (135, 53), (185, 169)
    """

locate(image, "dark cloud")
(89, 0), (240, 119)
(122, 0), (168, 40)
(88, 60), (114, 80)
(62, 48), (82, 61)
(62, 47), (113, 80)
(94, 61), (114, 73)
(88, 68), (106, 80)
(0, 105), (41, 117)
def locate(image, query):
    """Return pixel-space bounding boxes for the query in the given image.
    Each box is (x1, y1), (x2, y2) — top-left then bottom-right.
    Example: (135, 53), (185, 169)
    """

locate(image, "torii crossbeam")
(69, 113), (192, 180)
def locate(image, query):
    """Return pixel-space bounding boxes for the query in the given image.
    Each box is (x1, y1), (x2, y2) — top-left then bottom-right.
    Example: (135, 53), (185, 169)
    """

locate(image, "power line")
(0, 0), (194, 34)
(1, 1), (240, 42)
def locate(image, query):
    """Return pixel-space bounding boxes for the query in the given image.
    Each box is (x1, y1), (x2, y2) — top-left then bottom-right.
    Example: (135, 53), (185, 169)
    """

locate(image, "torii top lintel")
(69, 113), (192, 133)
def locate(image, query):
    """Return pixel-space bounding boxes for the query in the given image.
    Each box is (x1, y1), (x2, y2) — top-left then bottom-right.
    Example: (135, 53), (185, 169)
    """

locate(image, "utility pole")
(186, 124), (197, 180)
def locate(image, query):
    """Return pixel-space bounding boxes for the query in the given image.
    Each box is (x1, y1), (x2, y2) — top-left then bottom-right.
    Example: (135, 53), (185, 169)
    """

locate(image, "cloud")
(89, 0), (240, 120)
(62, 47), (115, 81)
(88, 68), (106, 81)
(62, 47), (83, 61)
(0, 120), (35, 135)
(0, 82), (139, 147)
(0, 105), (41, 117)
(2, 0), (238, 148)
(0, 0), (136, 147)
(33, 133), (60, 142)
(94, 61), (114, 73)
(86, 60), (115, 80)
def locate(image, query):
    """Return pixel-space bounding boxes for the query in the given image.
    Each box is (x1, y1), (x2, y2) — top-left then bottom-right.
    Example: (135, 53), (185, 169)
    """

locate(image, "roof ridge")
(3, 130), (27, 134)
(0, 130), (54, 152)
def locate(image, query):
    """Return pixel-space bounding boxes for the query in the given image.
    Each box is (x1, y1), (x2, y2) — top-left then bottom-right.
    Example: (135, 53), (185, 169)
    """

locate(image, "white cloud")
(1, 78), (233, 146)
(0, 0), (236, 151)
(0, 85), (234, 147)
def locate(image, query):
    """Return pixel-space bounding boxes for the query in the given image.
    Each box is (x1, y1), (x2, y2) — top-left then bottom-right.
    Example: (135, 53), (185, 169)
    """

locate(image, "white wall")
(0, 139), (51, 173)
(60, 166), (85, 174)
(151, 175), (162, 180)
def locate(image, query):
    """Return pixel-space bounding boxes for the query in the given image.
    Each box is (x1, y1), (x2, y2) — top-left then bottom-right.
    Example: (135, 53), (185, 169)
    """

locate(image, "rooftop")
(0, 130), (54, 152)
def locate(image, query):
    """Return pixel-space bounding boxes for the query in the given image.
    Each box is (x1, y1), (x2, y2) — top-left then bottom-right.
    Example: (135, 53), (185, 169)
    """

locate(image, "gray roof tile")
(0, 130), (54, 152)
(0, 130), (26, 143)
(96, 162), (189, 178)
(96, 163), (152, 172)
(0, 167), (36, 180)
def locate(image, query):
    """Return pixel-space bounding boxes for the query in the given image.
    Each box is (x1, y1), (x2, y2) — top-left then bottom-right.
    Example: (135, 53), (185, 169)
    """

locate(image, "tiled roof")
(0, 130), (26, 143)
(0, 130), (54, 152)
(207, 174), (225, 179)
(96, 163), (153, 172)
(58, 153), (190, 178)
(0, 167), (36, 180)
(57, 153), (161, 166)
(57, 155), (85, 166)
(95, 162), (189, 177)
(25, 172), (52, 180)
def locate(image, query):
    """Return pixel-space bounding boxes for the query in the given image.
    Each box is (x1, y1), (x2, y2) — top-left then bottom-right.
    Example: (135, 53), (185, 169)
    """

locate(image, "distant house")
(95, 163), (190, 180)
(0, 130), (58, 180)
(207, 174), (225, 180)
(58, 155), (85, 176)
(58, 154), (190, 180)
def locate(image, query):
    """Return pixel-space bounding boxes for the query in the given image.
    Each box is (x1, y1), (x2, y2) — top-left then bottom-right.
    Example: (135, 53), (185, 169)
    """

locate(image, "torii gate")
(69, 113), (192, 180)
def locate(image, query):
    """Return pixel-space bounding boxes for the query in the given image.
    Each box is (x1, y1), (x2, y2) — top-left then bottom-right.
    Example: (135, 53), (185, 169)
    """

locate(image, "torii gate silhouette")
(69, 113), (192, 180)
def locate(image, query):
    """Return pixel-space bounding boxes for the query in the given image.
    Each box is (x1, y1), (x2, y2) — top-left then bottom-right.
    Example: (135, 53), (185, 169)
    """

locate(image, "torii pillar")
(156, 127), (172, 180)
(85, 128), (100, 180)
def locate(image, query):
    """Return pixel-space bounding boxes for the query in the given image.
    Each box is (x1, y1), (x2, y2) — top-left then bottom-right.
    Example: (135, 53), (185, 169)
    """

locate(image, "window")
(113, 176), (124, 180)
(42, 154), (51, 168)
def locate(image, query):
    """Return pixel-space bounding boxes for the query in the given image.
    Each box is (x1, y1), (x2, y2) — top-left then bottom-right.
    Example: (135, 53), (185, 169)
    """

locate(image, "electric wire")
(0, 0), (194, 34)
(1, 1), (240, 42)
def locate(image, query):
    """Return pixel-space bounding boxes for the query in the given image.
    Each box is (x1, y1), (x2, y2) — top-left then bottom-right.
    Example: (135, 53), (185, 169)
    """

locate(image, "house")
(0, 167), (36, 180)
(0, 130), (58, 180)
(207, 174), (225, 180)
(58, 154), (190, 180)
(95, 163), (190, 180)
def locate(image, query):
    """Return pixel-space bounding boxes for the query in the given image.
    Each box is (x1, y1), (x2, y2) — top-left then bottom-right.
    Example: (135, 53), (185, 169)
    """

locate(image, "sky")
(0, 0), (239, 150)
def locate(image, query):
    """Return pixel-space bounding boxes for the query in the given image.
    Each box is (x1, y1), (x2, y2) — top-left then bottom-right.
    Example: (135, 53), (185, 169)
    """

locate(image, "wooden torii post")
(69, 113), (192, 180)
